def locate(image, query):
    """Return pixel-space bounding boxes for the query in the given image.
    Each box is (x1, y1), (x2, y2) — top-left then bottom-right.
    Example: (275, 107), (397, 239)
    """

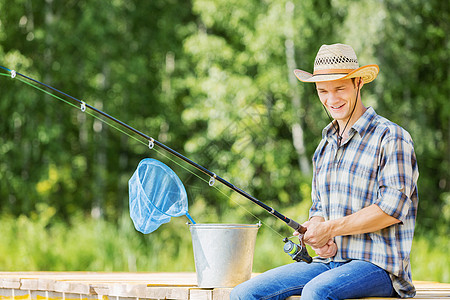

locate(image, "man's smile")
(330, 103), (345, 110)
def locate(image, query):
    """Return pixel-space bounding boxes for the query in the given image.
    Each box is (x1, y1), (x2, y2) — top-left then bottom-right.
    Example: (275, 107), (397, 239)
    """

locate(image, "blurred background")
(0, 0), (448, 282)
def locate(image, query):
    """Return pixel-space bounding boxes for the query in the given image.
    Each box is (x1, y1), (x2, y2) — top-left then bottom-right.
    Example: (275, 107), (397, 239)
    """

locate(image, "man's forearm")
(303, 204), (400, 248)
(328, 204), (400, 237)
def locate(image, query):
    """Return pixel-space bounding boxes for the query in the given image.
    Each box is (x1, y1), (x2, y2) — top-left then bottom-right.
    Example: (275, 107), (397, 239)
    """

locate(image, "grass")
(0, 207), (448, 283)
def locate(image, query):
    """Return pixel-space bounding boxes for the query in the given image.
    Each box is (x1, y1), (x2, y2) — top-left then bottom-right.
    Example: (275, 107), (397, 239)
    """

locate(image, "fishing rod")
(1, 65), (312, 263)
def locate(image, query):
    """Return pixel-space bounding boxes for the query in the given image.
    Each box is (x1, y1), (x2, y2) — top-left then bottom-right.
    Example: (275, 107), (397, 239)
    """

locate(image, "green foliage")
(0, 0), (448, 281)
(411, 234), (450, 283)
(374, 0), (450, 231)
(0, 211), (447, 283)
(0, 208), (195, 272)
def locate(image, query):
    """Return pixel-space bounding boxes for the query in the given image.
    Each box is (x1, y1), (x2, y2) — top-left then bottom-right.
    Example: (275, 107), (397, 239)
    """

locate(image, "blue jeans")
(230, 260), (397, 300)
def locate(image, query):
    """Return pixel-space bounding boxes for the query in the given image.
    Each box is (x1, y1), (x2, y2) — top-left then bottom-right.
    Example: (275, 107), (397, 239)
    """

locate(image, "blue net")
(129, 158), (195, 234)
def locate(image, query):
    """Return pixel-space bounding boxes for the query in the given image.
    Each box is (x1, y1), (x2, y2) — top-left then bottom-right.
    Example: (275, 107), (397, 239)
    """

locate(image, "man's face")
(315, 78), (360, 123)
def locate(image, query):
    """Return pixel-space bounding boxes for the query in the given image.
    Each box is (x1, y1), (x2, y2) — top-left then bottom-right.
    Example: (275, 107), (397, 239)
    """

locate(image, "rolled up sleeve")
(376, 135), (418, 223)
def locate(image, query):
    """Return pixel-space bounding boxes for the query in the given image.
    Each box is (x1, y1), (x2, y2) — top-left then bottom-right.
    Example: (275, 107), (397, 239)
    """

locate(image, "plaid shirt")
(310, 107), (419, 298)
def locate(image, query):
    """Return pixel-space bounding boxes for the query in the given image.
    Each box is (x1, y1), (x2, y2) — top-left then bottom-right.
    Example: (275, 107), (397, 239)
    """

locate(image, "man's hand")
(312, 239), (337, 258)
(302, 219), (333, 248)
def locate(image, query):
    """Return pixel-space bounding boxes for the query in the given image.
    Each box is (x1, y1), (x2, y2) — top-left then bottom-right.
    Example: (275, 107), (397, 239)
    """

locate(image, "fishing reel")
(283, 237), (312, 263)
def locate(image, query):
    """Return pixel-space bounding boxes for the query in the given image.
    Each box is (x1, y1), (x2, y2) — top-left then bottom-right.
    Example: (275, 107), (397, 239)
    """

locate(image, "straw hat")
(294, 44), (379, 83)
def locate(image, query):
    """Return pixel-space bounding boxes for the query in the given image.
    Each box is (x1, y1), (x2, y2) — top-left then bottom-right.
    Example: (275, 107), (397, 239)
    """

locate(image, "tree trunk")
(284, 1), (311, 175)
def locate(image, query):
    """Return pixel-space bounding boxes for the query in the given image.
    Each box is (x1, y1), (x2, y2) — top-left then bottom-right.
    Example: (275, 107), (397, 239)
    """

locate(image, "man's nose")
(327, 92), (339, 104)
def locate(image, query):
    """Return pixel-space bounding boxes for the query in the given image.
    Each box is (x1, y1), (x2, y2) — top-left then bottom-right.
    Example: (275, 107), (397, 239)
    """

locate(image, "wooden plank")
(0, 272), (194, 285)
(143, 286), (189, 300)
(211, 288), (230, 300)
(0, 278), (21, 289)
(189, 289), (213, 300)
(20, 279), (39, 291)
(0, 273), (448, 300)
(101, 283), (146, 297)
(53, 280), (93, 295)
(415, 281), (450, 290)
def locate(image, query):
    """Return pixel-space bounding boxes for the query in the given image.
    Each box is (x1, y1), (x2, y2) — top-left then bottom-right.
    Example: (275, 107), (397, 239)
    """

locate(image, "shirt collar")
(322, 106), (378, 141)
(351, 106), (377, 138)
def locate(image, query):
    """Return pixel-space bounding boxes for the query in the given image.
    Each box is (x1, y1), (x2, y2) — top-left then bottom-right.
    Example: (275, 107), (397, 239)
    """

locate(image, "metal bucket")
(189, 223), (260, 288)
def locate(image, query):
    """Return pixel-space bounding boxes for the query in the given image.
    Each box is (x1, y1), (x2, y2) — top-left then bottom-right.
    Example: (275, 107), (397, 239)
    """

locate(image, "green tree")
(0, 0), (194, 220)
(1, 0), (448, 239)
(375, 0), (450, 231)
(172, 0), (348, 228)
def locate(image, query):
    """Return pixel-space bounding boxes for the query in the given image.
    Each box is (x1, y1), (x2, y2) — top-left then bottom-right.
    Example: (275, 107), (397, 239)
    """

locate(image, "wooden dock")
(0, 272), (448, 300)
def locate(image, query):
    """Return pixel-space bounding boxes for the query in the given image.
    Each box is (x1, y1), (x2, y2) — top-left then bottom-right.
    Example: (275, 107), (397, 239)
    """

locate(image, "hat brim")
(294, 64), (379, 84)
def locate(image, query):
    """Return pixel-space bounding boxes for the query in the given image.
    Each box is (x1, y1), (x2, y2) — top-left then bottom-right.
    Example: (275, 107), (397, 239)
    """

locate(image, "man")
(230, 44), (419, 299)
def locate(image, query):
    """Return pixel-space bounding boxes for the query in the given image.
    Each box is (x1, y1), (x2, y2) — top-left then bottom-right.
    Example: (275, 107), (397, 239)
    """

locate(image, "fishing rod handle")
(287, 218), (307, 234)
